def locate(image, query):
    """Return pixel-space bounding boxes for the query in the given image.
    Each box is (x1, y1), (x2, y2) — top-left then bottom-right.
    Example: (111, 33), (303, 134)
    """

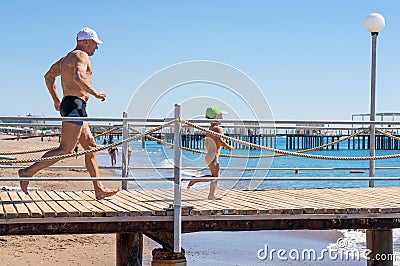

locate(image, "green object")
(205, 106), (227, 119)
(0, 156), (17, 160)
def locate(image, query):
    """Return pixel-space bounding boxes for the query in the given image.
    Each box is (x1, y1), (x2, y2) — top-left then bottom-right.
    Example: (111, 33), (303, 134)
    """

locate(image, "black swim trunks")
(59, 96), (87, 126)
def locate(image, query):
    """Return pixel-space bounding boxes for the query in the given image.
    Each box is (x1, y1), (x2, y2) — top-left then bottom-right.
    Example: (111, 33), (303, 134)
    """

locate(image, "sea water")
(97, 137), (400, 265)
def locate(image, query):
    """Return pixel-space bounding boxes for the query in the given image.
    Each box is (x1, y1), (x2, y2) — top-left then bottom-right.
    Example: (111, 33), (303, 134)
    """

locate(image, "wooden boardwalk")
(2, 187), (400, 235)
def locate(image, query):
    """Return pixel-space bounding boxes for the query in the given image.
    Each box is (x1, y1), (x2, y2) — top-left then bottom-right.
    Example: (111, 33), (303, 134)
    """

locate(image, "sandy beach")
(0, 134), (157, 265)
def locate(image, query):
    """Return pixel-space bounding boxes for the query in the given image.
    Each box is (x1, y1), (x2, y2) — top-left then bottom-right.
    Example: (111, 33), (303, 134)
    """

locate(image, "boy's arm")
(216, 127), (234, 152)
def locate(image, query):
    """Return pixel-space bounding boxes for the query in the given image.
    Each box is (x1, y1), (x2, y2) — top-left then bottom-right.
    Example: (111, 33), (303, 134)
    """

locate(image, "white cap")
(76, 27), (103, 44)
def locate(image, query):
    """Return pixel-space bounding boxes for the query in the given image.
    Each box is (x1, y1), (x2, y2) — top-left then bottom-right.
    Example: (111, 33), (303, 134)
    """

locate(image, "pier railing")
(4, 113), (400, 173)
(5, 107), (400, 252)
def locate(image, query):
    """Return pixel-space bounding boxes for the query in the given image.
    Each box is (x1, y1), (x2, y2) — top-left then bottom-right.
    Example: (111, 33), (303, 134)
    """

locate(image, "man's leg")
(18, 122), (82, 193)
(78, 122), (120, 200)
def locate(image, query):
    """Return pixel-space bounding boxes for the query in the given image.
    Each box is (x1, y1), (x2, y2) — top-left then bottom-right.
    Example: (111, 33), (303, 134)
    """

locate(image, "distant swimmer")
(108, 141), (118, 166)
(18, 27), (120, 199)
(187, 106), (234, 200)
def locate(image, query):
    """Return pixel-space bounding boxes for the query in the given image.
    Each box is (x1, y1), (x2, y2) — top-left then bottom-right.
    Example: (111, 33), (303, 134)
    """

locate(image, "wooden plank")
(16, 192), (43, 218)
(180, 189), (224, 215)
(217, 190), (270, 214)
(234, 190), (304, 214)
(181, 188), (216, 215)
(113, 191), (160, 216)
(111, 194), (152, 216)
(75, 191), (117, 217)
(82, 191), (129, 217)
(0, 192), (18, 218)
(269, 189), (343, 214)
(180, 190), (247, 214)
(28, 191), (56, 218)
(119, 190), (167, 216)
(276, 189), (347, 214)
(345, 188), (400, 213)
(299, 188), (356, 214)
(320, 188), (380, 213)
(54, 191), (92, 217)
(182, 189), (237, 215)
(131, 190), (173, 209)
(280, 189), (351, 214)
(220, 192), (270, 214)
(0, 192), (5, 219)
(64, 191), (104, 217)
(321, 189), (380, 213)
(46, 191), (80, 217)
(36, 191), (68, 217)
(104, 195), (142, 217)
(8, 191), (31, 218)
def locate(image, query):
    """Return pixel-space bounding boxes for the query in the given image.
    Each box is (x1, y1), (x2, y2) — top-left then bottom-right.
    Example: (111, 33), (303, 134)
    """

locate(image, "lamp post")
(365, 13), (385, 187)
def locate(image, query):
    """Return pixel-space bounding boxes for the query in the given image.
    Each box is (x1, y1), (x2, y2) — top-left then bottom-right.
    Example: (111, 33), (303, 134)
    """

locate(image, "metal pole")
(173, 104), (182, 253)
(122, 112), (129, 190)
(369, 33), (378, 186)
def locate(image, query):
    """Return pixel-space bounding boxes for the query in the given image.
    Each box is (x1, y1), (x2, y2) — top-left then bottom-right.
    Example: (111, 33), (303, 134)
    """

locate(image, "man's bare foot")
(208, 194), (222, 200)
(18, 169), (30, 194)
(95, 187), (121, 200)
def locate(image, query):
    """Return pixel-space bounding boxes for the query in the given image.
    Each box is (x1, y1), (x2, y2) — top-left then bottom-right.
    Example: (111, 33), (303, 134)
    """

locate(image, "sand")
(0, 134), (156, 265)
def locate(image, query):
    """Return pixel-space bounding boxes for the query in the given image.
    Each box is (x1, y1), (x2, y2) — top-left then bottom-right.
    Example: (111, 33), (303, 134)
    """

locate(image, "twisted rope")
(375, 129), (400, 141)
(130, 125), (367, 159)
(182, 120), (400, 161)
(0, 121), (176, 164)
(0, 127), (121, 156)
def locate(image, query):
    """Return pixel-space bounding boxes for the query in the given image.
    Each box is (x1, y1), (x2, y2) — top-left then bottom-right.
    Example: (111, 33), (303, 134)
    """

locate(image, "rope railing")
(3, 118), (400, 165)
(0, 120), (176, 164)
(0, 126), (122, 156)
(2, 176), (400, 182)
(375, 129), (400, 141)
(181, 119), (400, 161)
(130, 125), (367, 159)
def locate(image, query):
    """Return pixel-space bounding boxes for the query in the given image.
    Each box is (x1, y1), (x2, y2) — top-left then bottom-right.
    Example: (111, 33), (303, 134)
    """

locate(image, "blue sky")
(1, 1), (399, 120)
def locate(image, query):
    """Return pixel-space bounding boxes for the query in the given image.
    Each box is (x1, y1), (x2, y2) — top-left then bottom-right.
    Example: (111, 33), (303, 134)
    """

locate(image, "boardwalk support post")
(116, 232), (143, 266)
(173, 103), (182, 254)
(117, 111), (143, 266)
(122, 111), (129, 190)
(366, 229), (393, 266)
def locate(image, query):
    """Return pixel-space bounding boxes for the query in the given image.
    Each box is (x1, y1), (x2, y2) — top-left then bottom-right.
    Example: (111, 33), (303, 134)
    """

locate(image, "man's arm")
(44, 57), (64, 111)
(73, 52), (106, 101)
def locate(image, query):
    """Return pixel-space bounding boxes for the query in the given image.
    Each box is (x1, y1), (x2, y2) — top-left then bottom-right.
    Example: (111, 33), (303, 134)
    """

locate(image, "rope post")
(122, 112), (129, 190)
(173, 104), (182, 253)
(369, 32), (378, 187)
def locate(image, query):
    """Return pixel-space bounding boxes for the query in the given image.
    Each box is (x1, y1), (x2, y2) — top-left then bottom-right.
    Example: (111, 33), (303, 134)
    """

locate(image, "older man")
(19, 27), (120, 199)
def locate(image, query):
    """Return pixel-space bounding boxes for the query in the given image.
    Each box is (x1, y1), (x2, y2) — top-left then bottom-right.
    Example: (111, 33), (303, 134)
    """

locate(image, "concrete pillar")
(151, 248), (186, 266)
(116, 232), (143, 266)
(366, 229), (393, 266)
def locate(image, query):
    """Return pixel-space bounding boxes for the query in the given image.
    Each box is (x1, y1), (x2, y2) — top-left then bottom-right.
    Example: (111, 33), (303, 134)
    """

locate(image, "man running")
(187, 106), (234, 200)
(19, 27), (120, 199)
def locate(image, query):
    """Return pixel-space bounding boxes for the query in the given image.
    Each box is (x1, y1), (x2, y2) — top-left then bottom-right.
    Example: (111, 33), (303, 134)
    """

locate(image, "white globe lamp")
(365, 13), (385, 33)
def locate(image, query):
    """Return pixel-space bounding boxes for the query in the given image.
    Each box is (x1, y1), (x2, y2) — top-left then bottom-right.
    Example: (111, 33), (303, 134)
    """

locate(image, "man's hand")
(95, 90), (107, 101)
(54, 99), (61, 111)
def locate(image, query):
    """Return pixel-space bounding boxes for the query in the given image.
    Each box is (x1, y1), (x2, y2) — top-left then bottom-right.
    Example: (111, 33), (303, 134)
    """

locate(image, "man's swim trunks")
(59, 96), (87, 126)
